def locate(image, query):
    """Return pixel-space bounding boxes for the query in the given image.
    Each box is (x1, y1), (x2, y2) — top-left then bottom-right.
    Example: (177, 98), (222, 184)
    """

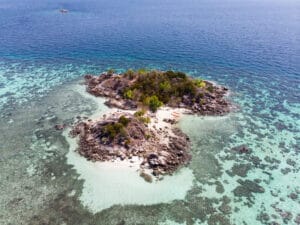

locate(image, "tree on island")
(144, 95), (163, 112)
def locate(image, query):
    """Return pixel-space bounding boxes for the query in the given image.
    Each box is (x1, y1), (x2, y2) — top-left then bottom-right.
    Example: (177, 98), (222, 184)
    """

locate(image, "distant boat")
(59, 9), (68, 13)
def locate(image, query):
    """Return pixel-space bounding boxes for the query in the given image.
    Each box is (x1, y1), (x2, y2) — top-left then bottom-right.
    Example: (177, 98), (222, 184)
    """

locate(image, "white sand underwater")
(66, 133), (194, 213)
(65, 85), (195, 213)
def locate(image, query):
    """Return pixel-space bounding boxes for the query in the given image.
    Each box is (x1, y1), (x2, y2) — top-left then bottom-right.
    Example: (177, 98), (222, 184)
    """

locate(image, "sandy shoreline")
(75, 80), (189, 130)
(62, 84), (195, 212)
(72, 81), (193, 174)
(65, 133), (194, 213)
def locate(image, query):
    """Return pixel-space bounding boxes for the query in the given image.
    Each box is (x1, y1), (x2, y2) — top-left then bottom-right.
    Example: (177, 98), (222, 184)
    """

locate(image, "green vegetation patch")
(101, 116), (131, 141)
(143, 95), (163, 112)
(121, 70), (207, 112)
(118, 115), (131, 126)
(102, 122), (126, 140)
(134, 110), (151, 124)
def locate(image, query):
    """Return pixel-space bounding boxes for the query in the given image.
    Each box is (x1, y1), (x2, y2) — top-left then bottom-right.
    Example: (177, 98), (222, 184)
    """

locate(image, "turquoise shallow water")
(0, 0), (299, 224)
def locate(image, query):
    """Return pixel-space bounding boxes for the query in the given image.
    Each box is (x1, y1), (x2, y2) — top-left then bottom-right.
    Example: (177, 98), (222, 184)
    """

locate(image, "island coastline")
(70, 69), (232, 181)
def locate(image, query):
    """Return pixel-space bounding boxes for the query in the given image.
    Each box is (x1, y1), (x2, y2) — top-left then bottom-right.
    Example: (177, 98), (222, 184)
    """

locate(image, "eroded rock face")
(71, 113), (191, 176)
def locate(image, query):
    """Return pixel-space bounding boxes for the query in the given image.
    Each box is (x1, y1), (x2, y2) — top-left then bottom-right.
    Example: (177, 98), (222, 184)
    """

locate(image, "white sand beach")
(65, 87), (195, 213)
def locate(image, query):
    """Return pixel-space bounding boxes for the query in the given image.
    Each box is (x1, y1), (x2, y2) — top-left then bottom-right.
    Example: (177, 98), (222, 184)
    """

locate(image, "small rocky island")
(71, 69), (231, 181)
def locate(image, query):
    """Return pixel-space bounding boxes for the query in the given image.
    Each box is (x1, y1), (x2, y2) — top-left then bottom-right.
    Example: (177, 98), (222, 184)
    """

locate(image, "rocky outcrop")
(70, 70), (232, 179)
(84, 71), (231, 115)
(71, 112), (191, 176)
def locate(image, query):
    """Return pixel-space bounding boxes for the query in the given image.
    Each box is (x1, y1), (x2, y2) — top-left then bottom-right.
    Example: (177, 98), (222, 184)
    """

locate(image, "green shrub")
(176, 71), (187, 79)
(133, 110), (150, 124)
(200, 99), (206, 105)
(144, 95), (163, 112)
(123, 89), (133, 99)
(145, 133), (151, 140)
(124, 69), (135, 79)
(164, 71), (187, 80)
(103, 122), (125, 139)
(195, 79), (206, 88)
(124, 139), (131, 147)
(182, 81), (197, 96)
(134, 110), (146, 117)
(107, 68), (115, 75)
(119, 70), (214, 109)
(159, 81), (171, 92)
(164, 70), (176, 78)
(118, 116), (130, 126)
(207, 86), (214, 93)
(138, 116), (151, 124)
(137, 68), (148, 75)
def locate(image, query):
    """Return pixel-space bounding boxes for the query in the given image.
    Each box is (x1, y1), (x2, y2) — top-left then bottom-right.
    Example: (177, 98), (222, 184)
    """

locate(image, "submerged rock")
(257, 212), (270, 223)
(230, 163), (252, 177)
(289, 192), (298, 200)
(218, 203), (231, 214)
(286, 158), (296, 167)
(54, 124), (66, 130)
(233, 179), (265, 197)
(231, 145), (251, 154)
(140, 171), (153, 183)
(294, 214), (300, 224)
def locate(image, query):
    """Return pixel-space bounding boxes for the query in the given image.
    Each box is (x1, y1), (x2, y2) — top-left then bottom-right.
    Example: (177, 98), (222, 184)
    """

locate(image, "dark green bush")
(124, 69), (135, 79)
(144, 95), (163, 112)
(119, 69), (213, 110)
(107, 68), (115, 75)
(164, 71), (186, 80)
(194, 79), (206, 88)
(123, 89), (133, 99)
(103, 122), (125, 139)
(134, 110), (146, 117)
(159, 81), (171, 92)
(118, 116), (131, 126)
(138, 116), (151, 124)
(137, 68), (148, 75)
(207, 86), (214, 93)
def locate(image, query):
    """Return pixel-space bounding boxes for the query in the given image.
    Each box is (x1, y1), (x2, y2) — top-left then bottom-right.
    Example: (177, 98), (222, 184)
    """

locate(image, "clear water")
(0, 0), (299, 224)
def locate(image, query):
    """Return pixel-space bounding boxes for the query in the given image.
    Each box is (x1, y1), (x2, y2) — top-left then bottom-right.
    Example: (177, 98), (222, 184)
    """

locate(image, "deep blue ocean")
(0, 0), (299, 225)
